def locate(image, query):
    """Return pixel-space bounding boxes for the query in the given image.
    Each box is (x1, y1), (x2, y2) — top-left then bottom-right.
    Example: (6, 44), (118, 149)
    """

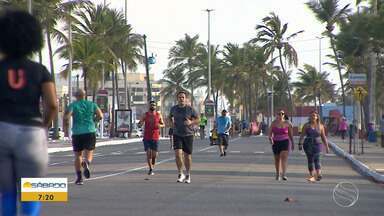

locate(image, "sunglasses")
(278, 112), (285, 115)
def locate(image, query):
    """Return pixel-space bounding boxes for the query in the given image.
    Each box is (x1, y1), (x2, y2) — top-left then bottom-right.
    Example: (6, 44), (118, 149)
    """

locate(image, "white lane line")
(206, 150), (217, 153)
(229, 151), (240, 153)
(159, 151), (170, 154)
(68, 144), (217, 183)
(111, 151), (123, 155)
(49, 161), (68, 166)
(126, 147), (139, 151)
(69, 158), (175, 183)
(254, 151), (265, 154)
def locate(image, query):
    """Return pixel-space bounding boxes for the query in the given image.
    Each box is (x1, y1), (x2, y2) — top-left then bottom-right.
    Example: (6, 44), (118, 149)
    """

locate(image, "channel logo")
(21, 178), (68, 202)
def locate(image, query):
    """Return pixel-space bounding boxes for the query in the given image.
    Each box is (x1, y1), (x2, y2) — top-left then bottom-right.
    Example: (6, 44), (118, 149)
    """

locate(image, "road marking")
(68, 144), (217, 184)
(229, 151), (240, 153)
(206, 150), (217, 153)
(126, 147), (139, 151)
(111, 151), (123, 155)
(69, 158), (175, 183)
(49, 161), (68, 166)
(135, 151), (146, 155)
(254, 151), (265, 154)
(159, 151), (170, 154)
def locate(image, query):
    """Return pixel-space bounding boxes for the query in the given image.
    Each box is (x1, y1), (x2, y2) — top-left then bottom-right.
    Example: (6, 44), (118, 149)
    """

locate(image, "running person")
(64, 89), (103, 185)
(169, 91), (199, 184)
(138, 100), (164, 175)
(268, 110), (294, 181)
(216, 109), (232, 156)
(0, 9), (58, 216)
(199, 113), (208, 139)
(298, 111), (329, 182)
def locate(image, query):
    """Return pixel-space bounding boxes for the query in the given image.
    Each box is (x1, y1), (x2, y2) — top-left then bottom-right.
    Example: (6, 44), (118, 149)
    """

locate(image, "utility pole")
(67, 4), (73, 138)
(143, 34), (152, 102)
(28, 0), (32, 14)
(205, 9), (214, 139)
(368, 0), (378, 128)
(316, 36), (324, 119)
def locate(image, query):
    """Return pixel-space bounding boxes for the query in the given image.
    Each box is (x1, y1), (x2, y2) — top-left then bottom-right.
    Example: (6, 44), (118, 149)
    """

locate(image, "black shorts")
(72, 133), (96, 152)
(218, 134), (229, 147)
(272, 139), (289, 155)
(143, 139), (159, 151)
(173, 135), (193, 155)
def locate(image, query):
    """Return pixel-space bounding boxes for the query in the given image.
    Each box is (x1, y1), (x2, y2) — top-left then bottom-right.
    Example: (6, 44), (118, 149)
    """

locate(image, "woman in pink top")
(338, 117), (348, 140)
(268, 110), (294, 181)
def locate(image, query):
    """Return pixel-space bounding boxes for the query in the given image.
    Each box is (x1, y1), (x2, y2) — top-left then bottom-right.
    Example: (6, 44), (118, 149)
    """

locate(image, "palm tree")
(306, 0), (351, 115)
(293, 64), (336, 110)
(251, 12), (303, 113)
(160, 65), (189, 104)
(168, 34), (204, 107)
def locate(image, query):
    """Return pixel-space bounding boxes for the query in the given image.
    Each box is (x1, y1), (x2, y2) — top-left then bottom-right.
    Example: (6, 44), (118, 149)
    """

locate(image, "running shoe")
(282, 176), (288, 181)
(177, 174), (185, 183)
(223, 151), (227, 156)
(75, 178), (83, 185)
(148, 169), (154, 176)
(275, 174), (280, 181)
(316, 175), (322, 181)
(184, 175), (191, 184)
(82, 161), (90, 179)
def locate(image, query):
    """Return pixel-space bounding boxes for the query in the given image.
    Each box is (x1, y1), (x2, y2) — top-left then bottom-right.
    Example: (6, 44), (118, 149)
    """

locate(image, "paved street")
(42, 136), (384, 216)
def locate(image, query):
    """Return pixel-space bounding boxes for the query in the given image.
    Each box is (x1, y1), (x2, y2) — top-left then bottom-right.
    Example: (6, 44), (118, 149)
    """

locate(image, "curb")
(329, 141), (384, 183)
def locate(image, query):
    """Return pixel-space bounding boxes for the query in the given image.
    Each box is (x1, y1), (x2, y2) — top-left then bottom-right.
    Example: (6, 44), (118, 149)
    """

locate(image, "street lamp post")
(205, 9), (214, 137)
(206, 9), (213, 101)
(316, 36), (324, 119)
(143, 34), (152, 102)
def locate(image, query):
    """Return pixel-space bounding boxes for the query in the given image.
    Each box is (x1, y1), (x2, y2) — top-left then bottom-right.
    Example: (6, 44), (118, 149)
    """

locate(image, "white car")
(131, 129), (143, 138)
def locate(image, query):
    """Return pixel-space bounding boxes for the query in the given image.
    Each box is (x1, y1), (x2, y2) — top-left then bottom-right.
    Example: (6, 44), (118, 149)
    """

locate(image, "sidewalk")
(47, 137), (143, 153)
(329, 136), (384, 183)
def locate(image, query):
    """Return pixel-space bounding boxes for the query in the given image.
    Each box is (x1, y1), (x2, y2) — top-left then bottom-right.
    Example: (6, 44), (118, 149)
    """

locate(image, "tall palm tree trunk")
(110, 69), (116, 137)
(46, 30), (60, 139)
(83, 68), (87, 97)
(330, 36), (346, 115)
(114, 65), (120, 109)
(278, 49), (294, 114)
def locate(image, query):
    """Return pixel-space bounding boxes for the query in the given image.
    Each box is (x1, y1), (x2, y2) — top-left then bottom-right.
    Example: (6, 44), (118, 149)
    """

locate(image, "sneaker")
(316, 175), (322, 181)
(184, 175), (191, 184)
(282, 176), (288, 181)
(75, 178), (83, 185)
(177, 174), (185, 183)
(82, 161), (90, 179)
(223, 151), (227, 156)
(275, 174), (280, 181)
(148, 169), (154, 176)
(220, 153), (224, 157)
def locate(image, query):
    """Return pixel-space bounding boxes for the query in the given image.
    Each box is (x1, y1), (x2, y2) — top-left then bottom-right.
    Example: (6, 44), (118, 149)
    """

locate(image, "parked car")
(131, 129), (143, 138)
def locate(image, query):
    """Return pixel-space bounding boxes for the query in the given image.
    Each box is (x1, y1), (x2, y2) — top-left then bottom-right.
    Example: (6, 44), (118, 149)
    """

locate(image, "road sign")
(353, 86), (367, 102)
(204, 99), (215, 117)
(97, 89), (108, 113)
(349, 73), (367, 86)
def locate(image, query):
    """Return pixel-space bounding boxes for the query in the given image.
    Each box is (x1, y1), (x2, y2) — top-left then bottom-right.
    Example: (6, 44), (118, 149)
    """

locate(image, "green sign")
(204, 100), (215, 117)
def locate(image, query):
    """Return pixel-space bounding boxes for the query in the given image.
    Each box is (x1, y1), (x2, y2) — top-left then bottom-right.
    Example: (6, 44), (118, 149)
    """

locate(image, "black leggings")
(304, 143), (321, 171)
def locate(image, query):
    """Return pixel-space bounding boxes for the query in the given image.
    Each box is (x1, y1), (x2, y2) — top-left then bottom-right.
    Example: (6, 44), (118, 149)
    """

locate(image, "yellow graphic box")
(21, 178), (68, 202)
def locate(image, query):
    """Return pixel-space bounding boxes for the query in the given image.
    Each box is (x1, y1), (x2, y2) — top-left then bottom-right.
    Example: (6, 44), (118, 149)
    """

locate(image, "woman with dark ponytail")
(0, 9), (58, 216)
